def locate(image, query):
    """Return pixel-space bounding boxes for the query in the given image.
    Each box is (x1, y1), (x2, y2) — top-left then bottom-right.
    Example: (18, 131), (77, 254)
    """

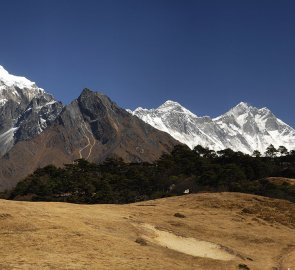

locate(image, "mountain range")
(0, 65), (294, 190)
(128, 100), (295, 154)
(0, 66), (177, 190)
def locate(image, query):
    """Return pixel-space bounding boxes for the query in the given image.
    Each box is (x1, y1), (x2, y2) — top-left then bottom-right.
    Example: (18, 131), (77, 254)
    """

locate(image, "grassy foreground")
(0, 192), (294, 270)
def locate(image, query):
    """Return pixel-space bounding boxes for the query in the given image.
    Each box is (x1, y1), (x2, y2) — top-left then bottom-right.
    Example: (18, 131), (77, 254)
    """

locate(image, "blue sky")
(0, 0), (295, 126)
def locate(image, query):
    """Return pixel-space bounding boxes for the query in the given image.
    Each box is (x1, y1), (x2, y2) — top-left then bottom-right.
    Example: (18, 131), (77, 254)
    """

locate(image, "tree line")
(6, 144), (295, 203)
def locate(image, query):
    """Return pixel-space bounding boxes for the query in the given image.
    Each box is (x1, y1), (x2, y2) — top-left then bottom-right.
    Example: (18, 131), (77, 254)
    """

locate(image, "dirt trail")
(140, 224), (236, 261)
(83, 122), (96, 159)
(78, 122), (96, 160)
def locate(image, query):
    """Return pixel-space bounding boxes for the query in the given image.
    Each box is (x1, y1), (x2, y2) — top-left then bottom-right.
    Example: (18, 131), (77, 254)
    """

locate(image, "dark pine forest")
(6, 144), (295, 203)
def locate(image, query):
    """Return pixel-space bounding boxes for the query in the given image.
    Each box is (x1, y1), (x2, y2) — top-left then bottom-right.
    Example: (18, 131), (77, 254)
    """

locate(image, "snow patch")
(0, 65), (37, 89)
(0, 98), (8, 106)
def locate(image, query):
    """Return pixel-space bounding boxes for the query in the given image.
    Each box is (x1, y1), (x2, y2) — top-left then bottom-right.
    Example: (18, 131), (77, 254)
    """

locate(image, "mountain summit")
(0, 66), (63, 156)
(129, 101), (295, 154)
(0, 65), (38, 90)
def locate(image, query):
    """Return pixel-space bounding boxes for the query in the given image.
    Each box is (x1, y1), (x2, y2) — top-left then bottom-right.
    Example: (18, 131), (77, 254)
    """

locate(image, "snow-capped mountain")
(128, 101), (295, 154)
(0, 66), (63, 156)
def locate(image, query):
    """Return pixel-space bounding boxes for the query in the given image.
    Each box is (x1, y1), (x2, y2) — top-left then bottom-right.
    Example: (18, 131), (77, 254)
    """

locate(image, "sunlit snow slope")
(128, 101), (295, 154)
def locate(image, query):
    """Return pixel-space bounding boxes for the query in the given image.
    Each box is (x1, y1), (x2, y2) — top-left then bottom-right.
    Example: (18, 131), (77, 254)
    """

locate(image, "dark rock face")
(15, 94), (63, 141)
(0, 89), (180, 191)
(0, 88), (63, 156)
(77, 89), (119, 144)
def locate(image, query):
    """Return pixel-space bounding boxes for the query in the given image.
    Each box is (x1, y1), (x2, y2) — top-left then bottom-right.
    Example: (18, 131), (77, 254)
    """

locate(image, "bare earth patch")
(140, 223), (236, 261)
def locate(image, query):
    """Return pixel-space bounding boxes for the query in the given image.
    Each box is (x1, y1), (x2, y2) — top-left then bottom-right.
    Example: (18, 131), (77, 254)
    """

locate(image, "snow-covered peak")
(0, 65), (63, 156)
(235, 101), (250, 108)
(159, 100), (182, 108)
(0, 65), (47, 104)
(0, 65), (39, 90)
(157, 100), (197, 117)
(217, 102), (276, 123)
(213, 102), (256, 122)
(229, 101), (253, 115)
(130, 100), (197, 118)
(158, 100), (184, 110)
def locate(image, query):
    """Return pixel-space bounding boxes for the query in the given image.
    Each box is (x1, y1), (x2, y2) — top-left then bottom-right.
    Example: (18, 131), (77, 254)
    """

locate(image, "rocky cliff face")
(0, 89), (179, 191)
(129, 101), (295, 154)
(0, 66), (63, 156)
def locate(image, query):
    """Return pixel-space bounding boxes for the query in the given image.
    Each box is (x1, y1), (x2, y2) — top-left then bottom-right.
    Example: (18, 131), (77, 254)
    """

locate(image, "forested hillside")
(6, 145), (295, 203)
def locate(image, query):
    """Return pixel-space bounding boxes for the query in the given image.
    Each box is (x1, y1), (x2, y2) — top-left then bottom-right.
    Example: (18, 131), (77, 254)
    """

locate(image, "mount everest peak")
(129, 100), (295, 154)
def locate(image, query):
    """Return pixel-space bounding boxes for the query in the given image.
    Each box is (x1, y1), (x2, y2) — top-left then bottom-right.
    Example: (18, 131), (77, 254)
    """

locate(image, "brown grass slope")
(0, 192), (294, 270)
(267, 177), (295, 186)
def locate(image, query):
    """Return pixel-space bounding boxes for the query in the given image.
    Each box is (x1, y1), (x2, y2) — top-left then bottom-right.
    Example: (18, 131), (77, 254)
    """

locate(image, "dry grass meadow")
(0, 192), (294, 270)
